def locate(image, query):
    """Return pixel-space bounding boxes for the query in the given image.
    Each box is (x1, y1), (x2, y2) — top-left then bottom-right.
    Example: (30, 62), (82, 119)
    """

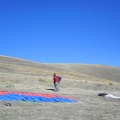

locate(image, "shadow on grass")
(46, 89), (55, 91)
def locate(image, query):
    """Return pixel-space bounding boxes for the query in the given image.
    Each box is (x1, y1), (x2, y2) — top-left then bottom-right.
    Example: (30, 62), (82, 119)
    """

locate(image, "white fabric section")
(105, 94), (120, 99)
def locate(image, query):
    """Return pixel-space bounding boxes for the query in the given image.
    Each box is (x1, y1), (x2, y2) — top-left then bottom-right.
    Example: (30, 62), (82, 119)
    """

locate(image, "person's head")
(53, 73), (56, 77)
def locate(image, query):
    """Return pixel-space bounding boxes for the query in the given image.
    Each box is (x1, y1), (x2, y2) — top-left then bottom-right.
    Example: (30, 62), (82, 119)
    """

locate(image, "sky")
(0, 0), (120, 67)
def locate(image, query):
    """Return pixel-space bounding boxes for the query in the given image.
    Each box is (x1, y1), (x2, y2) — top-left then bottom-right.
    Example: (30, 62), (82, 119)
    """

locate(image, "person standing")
(53, 73), (59, 92)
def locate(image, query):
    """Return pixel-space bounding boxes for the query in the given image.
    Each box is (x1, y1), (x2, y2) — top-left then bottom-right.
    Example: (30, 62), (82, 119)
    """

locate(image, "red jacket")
(53, 75), (59, 83)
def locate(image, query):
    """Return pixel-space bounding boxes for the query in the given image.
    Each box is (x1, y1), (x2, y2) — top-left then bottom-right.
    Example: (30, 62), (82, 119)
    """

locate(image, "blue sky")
(0, 0), (120, 67)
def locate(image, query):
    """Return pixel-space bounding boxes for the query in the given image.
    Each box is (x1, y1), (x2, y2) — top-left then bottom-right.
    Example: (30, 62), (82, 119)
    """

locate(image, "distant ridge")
(0, 55), (41, 63)
(0, 55), (120, 83)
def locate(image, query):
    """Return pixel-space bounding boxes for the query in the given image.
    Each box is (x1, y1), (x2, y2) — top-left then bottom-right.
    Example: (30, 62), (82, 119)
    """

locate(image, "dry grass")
(0, 55), (120, 120)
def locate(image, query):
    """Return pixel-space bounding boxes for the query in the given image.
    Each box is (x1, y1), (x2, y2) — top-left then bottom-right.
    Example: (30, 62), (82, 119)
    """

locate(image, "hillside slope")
(50, 64), (120, 83)
(0, 55), (120, 83)
(0, 55), (120, 120)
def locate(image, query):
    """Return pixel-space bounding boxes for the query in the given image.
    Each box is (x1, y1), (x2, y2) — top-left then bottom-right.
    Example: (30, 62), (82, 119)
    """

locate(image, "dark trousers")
(54, 82), (59, 92)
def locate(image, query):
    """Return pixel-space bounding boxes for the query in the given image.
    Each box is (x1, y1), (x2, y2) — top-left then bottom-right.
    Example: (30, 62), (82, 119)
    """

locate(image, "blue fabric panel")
(0, 94), (77, 102)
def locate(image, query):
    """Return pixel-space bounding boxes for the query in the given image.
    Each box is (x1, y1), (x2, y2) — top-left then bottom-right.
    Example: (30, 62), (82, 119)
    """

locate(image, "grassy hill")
(52, 64), (120, 82)
(1, 55), (120, 82)
(0, 55), (120, 120)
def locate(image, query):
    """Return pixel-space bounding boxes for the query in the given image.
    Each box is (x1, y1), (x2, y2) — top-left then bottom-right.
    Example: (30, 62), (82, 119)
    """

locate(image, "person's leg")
(54, 82), (59, 92)
(54, 84), (56, 91)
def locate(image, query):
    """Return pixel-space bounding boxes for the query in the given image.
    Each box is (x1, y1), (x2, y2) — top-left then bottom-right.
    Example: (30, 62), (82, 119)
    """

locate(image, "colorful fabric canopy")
(0, 91), (77, 102)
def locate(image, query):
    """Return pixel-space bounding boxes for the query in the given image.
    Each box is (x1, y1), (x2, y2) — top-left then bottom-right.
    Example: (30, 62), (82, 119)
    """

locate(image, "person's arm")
(53, 77), (55, 84)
